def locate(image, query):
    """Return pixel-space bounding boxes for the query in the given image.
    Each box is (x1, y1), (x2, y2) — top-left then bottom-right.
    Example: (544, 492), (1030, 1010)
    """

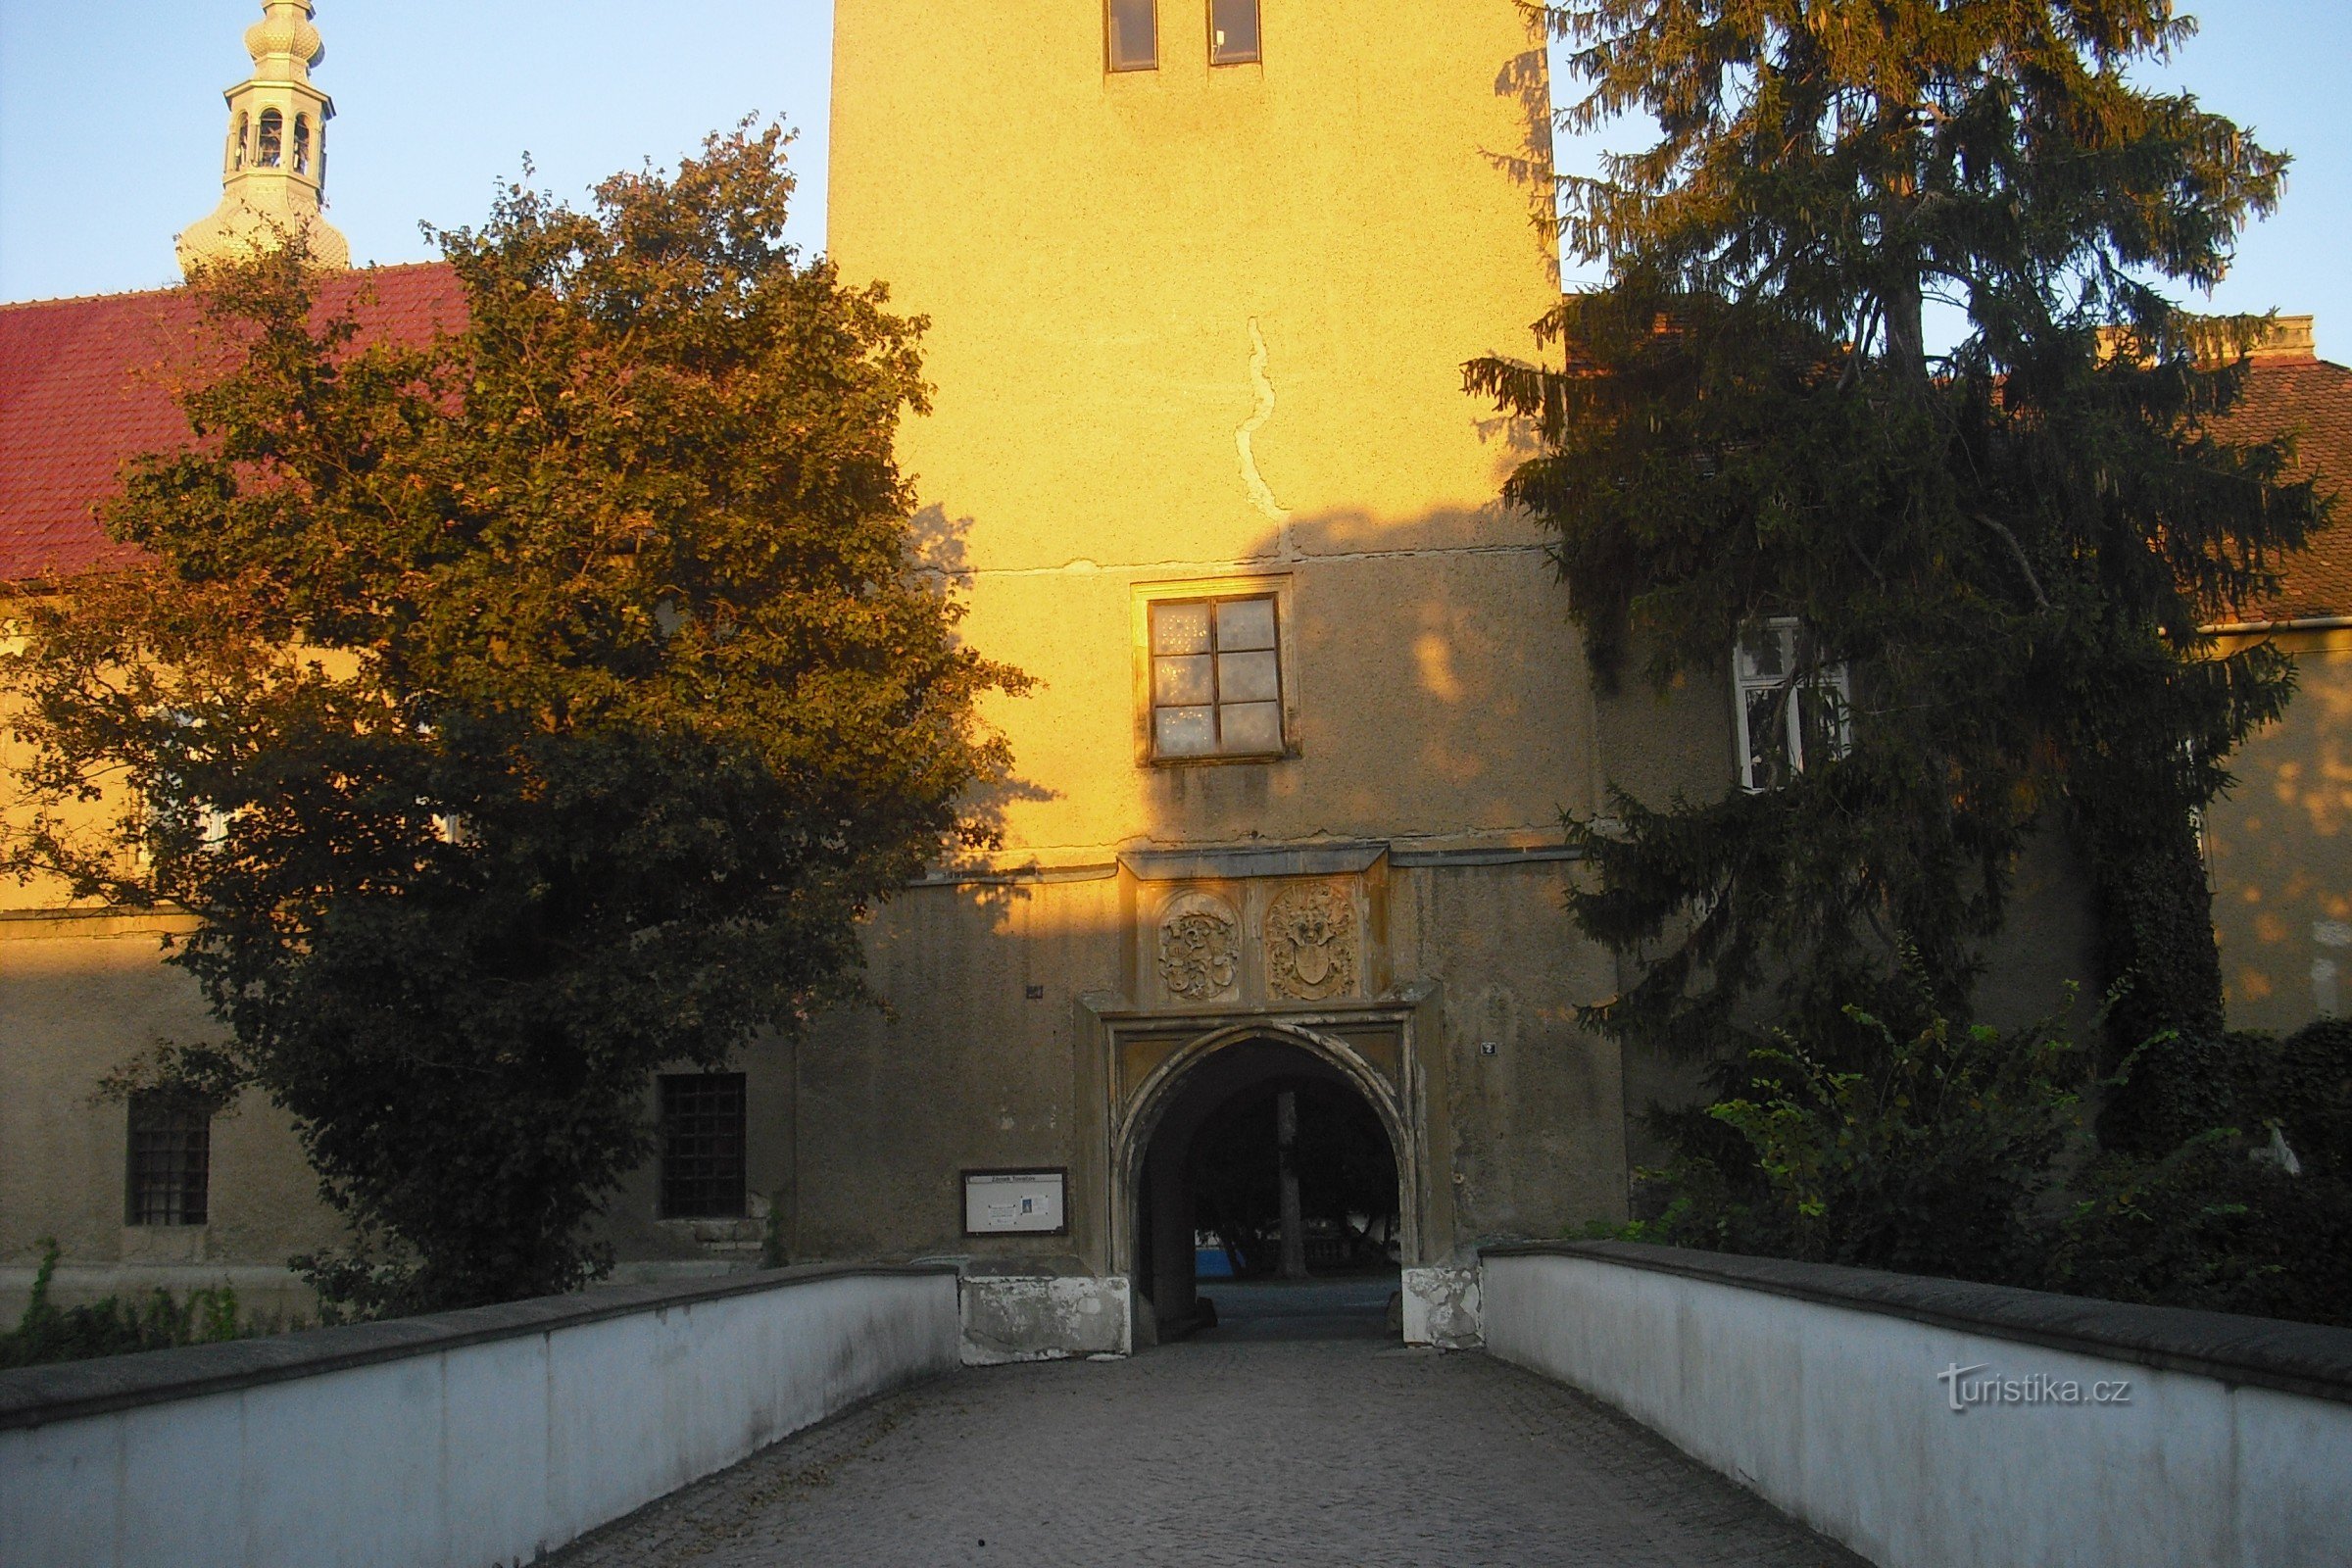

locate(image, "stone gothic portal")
(1128, 1035), (1403, 1344)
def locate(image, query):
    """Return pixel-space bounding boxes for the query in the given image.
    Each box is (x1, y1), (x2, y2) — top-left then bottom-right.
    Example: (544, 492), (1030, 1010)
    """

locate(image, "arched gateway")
(1115, 1022), (1416, 1341)
(1058, 850), (1473, 1352)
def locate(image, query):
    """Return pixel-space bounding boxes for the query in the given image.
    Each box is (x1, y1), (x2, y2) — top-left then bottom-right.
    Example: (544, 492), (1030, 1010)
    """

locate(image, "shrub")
(1621, 1002), (2089, 1284)
(1616, 1010), (2352, 1328)
(0, 1240), (290, 1369)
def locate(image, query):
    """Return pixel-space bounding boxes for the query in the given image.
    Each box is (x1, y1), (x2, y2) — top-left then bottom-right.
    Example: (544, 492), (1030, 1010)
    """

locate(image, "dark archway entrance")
(1130, 1036), (1401, 1343)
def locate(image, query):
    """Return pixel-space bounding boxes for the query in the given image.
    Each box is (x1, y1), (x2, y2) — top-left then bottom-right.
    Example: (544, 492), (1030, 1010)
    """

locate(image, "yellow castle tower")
(176, 0), (351, 276)
(815, 2), (1623, 1351)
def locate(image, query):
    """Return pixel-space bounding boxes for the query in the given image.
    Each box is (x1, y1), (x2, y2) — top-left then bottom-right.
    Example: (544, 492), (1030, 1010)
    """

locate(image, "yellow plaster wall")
(829, 0), (1578, 859)
(0, 917), (341, 1285)
(2206, 628), (2352, 1033)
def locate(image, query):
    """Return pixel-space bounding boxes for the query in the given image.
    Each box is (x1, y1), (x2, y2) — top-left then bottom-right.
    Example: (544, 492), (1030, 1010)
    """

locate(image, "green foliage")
(1467, 2), (2328, 1055)
(1619, 1008), (2352, 1327)
(1622, 993), (2090, 1279)
(2048, 1019), (2352, 1321)
(0, 125), (1026, 1316)
(1, 1241), (288, 1369)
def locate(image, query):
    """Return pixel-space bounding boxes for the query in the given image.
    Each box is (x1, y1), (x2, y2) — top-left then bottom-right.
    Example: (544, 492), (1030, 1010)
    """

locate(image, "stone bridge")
(5, 1249), (2348, 1568)
(546, 1280), (1857, 1568)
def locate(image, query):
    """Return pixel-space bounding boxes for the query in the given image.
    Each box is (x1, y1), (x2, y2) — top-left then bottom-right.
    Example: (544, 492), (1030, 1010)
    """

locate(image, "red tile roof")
(2209, 352), (2352, 623)
(0, 263), (465, 584)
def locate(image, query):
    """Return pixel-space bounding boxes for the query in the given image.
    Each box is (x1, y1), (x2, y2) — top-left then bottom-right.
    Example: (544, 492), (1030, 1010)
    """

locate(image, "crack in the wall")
(1238, 318), (1293, 530)
(946, 541), (1549, 582)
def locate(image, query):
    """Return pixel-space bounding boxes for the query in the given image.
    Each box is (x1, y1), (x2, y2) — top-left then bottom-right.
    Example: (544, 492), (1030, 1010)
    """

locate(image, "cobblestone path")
(550, 1333), (1868, 1567)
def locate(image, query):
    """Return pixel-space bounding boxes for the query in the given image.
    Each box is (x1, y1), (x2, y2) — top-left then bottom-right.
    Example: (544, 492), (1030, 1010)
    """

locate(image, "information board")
(962, 1169), (1068, 1236)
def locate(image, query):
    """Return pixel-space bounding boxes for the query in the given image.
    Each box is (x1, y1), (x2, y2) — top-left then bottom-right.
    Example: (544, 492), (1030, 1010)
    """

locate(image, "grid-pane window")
(1209, 0), (1261, 63)
(1734, 619), (1851, 792)
(126, 1093), (210, 1226)
(660, 1073), (747, 1219)
(1152, 596), (1284, 760)
(1107, 0), (1157, 71)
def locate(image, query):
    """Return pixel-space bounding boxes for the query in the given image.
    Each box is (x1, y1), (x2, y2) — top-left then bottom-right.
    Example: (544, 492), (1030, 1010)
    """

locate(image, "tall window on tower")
(293, 115), (312, 175)
(1107, 0), (1158, 72)
(257, 108), (284, 169)
(1210, 0), (1261, 64)
(1151, 595), (1285, 760)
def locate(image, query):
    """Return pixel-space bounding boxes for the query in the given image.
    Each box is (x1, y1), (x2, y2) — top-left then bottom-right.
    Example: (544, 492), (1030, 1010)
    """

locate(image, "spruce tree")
(2, 127), (1026, 1312)
(1468, 3), (2329, 1065)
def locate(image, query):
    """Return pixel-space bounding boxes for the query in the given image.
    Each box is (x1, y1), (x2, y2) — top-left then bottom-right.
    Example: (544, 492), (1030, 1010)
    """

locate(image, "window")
(1151, 595), (1284, 760)
(257, 108), (283, 169)
(145, 710), (232, 858)
(1107, 0), (1157, 72)
(1733, 618), (1850, 791)
(231, 112), (249, 172)
(1209, 0), (1260, 64)
(126, 1093), (210, 1226)
(659, 1073), (746, 1219)
(292, 115), (312, 176)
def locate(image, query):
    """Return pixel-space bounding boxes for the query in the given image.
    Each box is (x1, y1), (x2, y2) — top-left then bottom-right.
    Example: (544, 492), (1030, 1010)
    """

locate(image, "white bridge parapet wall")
(0, 1263), (961, 1568)
(1482, 1242), (2352, 1568)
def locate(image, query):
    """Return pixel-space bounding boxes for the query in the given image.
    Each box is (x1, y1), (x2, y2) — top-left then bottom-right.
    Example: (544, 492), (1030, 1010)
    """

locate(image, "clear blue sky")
(3, 3), (2345, 358)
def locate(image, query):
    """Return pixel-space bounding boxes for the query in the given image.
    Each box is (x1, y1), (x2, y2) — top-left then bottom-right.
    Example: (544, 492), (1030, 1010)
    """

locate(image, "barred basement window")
(1151, 595), (1284, 760)
(1107, 0), (1157, 72)
(1733, 618), (1851, 792)
(1209, 0), (1260, 64)
(659, 1073), (747, 1219)
(125, 1093), (211, 1227)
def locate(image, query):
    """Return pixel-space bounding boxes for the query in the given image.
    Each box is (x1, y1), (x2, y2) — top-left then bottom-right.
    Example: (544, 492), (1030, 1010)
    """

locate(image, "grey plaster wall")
(602, 1033), (800, 1264)
(792, 874), (1124, 1271)
(791, 858), (1632, 1288)
(1485, 1243), (2352, 1568)
(1399, 860), (1627, 1240)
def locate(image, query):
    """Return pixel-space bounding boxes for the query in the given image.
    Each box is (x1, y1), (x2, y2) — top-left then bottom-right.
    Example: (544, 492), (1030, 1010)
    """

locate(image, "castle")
(3, 2), (2342, 1358)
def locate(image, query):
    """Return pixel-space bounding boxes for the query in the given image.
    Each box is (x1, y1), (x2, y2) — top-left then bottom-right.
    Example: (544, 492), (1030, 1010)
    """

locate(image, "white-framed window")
(1733, 618), (1850, 792)
(143, 709), (233, 858)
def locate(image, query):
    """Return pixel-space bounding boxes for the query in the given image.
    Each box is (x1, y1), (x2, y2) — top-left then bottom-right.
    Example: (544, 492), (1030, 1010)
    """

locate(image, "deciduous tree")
(2, 126), (1025, 1313)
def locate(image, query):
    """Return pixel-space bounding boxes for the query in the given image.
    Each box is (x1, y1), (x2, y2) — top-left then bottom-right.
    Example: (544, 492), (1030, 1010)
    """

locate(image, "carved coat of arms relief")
(1264, 883), (1359, 1002)
(1157, 891), (1242, 1003)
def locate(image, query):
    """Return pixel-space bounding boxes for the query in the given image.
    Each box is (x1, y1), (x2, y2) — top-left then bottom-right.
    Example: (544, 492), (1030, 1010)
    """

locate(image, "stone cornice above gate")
(1116, 841), (1388, 881)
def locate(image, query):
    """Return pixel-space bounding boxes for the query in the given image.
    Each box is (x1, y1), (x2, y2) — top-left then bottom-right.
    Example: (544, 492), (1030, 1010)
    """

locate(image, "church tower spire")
(176, 1), (352, 278)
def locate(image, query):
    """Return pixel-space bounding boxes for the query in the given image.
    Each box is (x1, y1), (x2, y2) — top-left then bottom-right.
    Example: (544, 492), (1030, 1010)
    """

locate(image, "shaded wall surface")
(0, 914), (340, 1315)
(792, 860), (1630, 1280)
(2207, 630), (2352, 1033)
